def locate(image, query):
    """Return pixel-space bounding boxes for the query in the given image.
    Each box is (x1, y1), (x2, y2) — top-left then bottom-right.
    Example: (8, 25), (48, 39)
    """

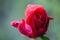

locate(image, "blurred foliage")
(0, 0), (60, 40)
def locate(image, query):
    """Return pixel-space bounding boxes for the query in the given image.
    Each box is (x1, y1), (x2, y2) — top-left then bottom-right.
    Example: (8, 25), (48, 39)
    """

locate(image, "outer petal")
(25, 4), (47, 18)
(18, 19), (37, 38)
(10, 20), (20, 28)
(49, 16), (53, 20)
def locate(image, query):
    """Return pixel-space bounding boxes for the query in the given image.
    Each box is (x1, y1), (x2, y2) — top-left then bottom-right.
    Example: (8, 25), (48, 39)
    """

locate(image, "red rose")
(10, 4), (53, 38)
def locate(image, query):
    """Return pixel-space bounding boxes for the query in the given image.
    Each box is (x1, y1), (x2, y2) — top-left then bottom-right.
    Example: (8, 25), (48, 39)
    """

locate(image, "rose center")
(33, 13), (46, 31)
(36, 14), (40, 19)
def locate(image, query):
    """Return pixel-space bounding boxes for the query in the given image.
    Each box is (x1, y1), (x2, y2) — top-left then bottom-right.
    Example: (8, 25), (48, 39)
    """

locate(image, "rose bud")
(10, 4), (53, 38)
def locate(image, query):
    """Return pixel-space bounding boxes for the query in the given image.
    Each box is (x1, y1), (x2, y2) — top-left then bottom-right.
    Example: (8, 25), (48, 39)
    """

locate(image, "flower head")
(10, 4), (53, 38)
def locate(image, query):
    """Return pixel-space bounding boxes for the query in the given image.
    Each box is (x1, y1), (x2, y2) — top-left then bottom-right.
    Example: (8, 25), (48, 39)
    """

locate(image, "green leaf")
(41, 36), (50, 40)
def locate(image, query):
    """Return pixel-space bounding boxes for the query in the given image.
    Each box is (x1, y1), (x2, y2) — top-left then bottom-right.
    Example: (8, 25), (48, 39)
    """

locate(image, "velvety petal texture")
(10, 4), (53, 38)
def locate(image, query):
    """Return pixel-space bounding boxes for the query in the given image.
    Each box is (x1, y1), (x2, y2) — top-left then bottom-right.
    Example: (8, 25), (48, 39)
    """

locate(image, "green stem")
(31, 36), (49, 40)
(41, 36), (50, 40)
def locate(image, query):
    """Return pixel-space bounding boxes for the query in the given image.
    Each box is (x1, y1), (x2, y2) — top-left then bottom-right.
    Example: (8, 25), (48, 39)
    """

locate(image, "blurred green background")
(0, 0), (60, 40)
